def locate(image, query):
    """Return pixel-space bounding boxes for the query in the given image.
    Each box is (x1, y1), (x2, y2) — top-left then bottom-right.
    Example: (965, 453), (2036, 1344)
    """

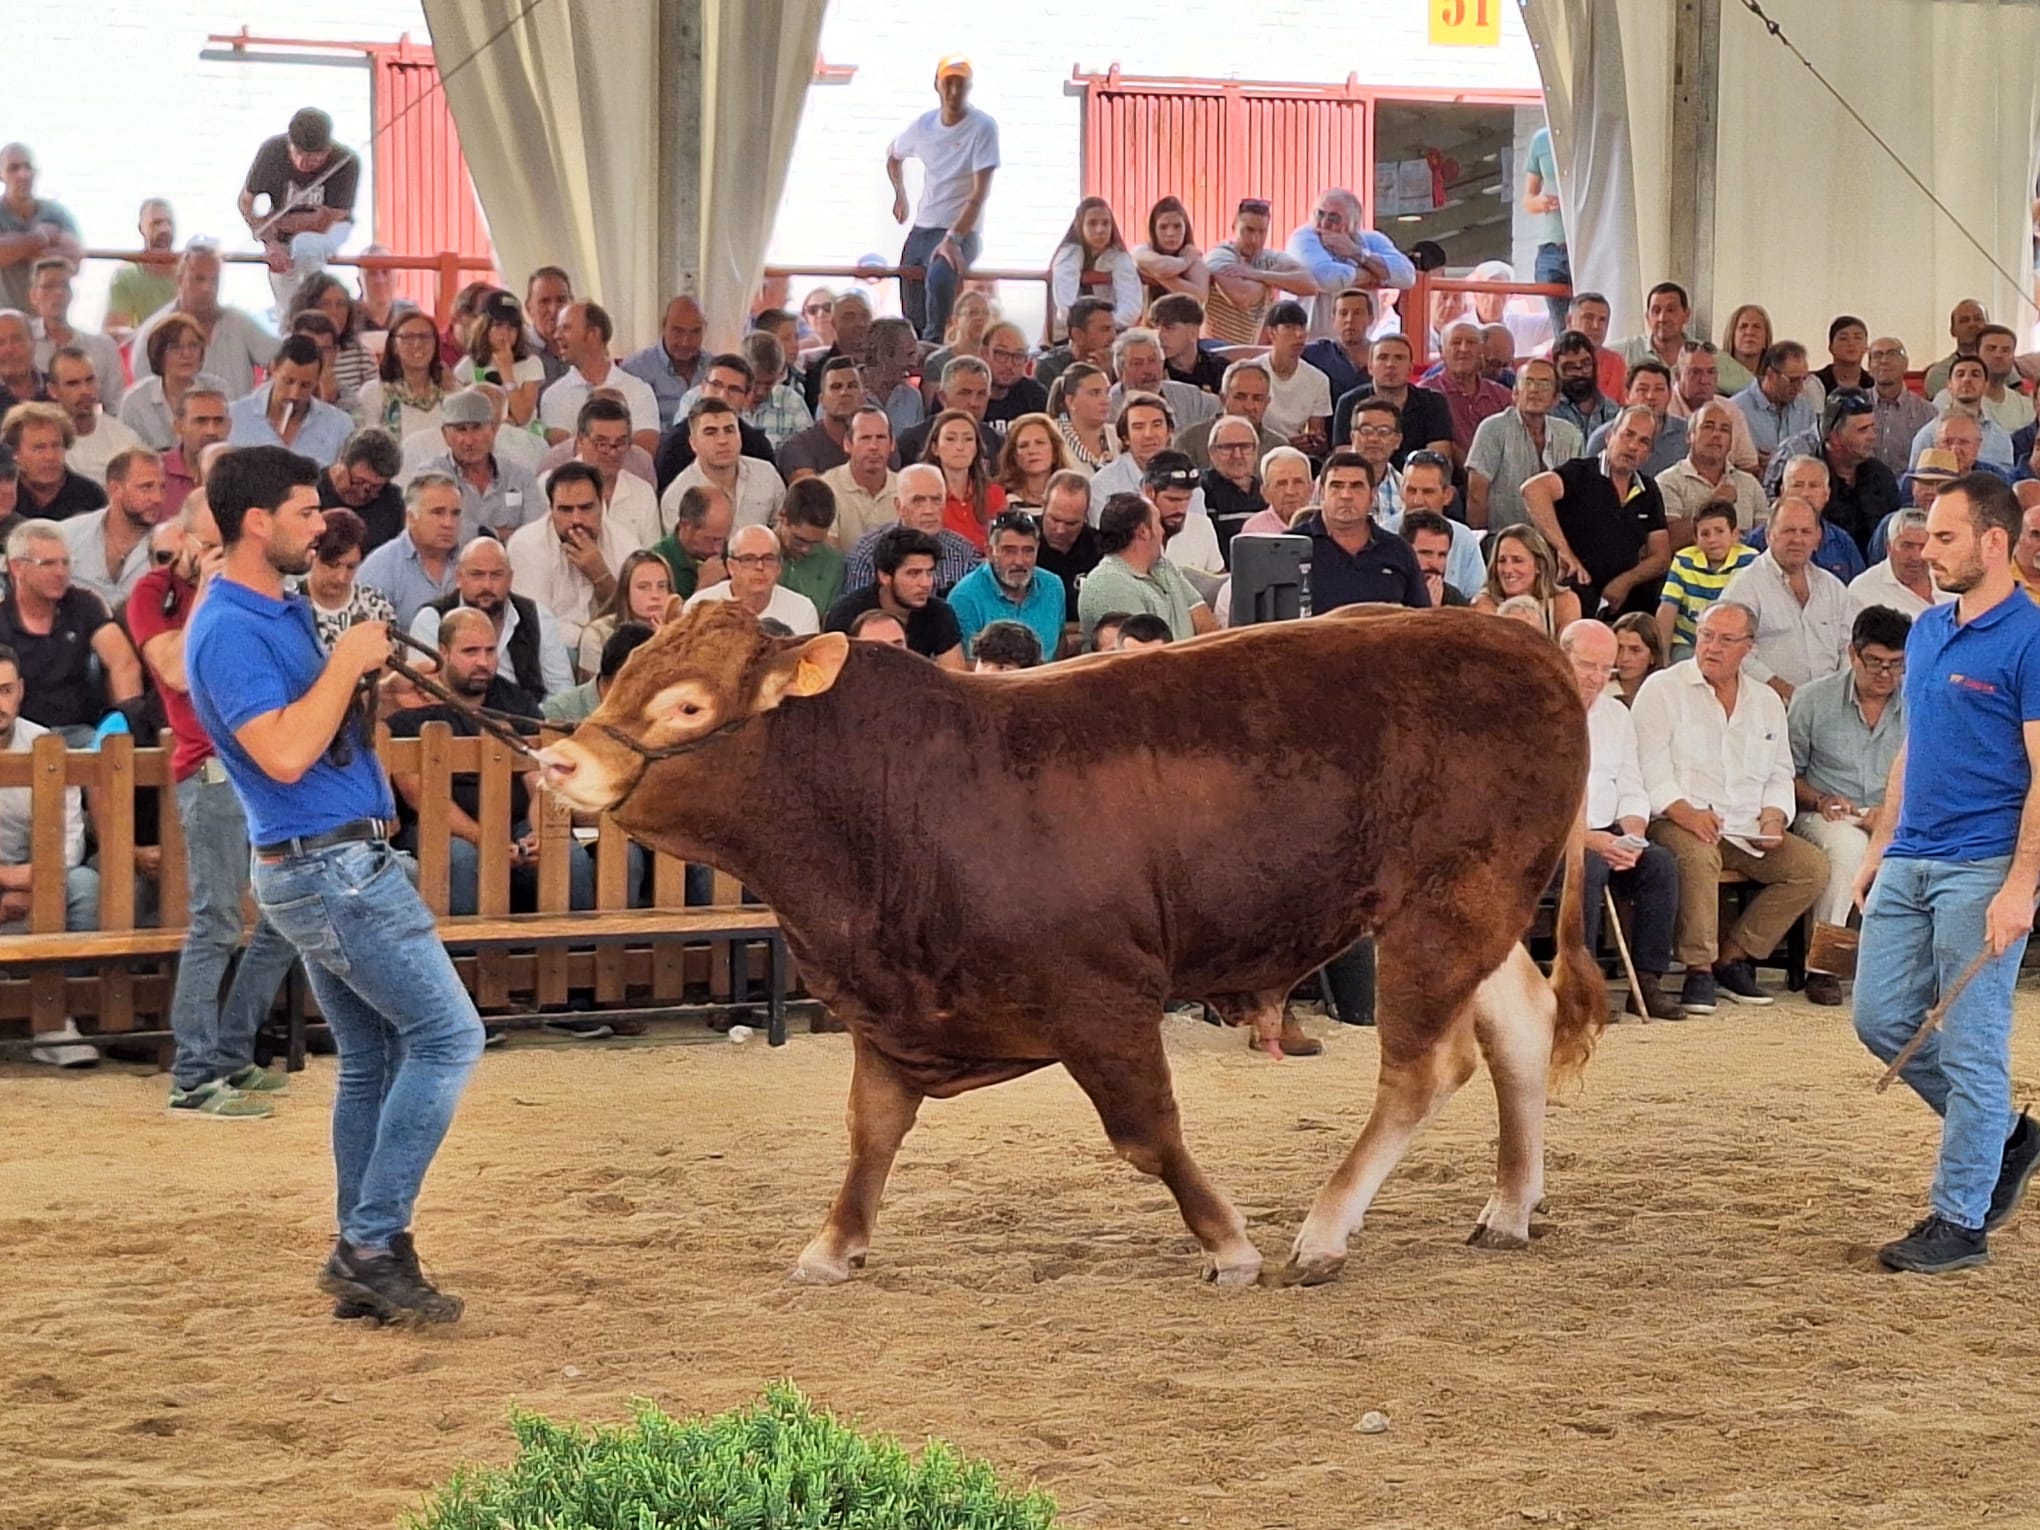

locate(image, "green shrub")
(409, 1381), (1059, 1529)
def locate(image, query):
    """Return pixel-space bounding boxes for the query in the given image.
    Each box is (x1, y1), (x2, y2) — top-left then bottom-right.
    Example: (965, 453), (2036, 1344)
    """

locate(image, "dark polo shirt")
(1330, 383), (1456, 468)
(19, 470), (107, 524)
(1035, 524), (1102, 622)
(1293, 511), (1430, 613)
(1551, 454), (1668, 617)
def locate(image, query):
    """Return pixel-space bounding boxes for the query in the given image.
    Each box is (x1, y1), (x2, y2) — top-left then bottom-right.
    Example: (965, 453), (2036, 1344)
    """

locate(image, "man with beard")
(60, 447), (162, 608)
(505, 461), (628, 652)
(185, 446), (484, 1324)
(1144, 449), (1223, 576)
(409, 535), (571, 703)
(824, 524), (967, 668)
(981, 320), (1048, 429)
(945, 507), (1065, 660)
(1549, 328), (1619, 440)
(103, 198), (178, 344)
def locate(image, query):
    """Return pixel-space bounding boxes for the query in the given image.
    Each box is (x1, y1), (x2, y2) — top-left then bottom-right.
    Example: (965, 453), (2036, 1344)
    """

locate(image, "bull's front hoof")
(1466, 1223), (1531, 1251)
(1265, 1250), (1347, 1288)
(789, 1241), (863, 1285)
(1201, 1254), (1263, 1288)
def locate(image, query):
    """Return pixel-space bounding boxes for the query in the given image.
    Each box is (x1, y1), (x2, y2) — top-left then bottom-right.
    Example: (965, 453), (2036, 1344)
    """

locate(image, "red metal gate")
(368, 37), (498, 312)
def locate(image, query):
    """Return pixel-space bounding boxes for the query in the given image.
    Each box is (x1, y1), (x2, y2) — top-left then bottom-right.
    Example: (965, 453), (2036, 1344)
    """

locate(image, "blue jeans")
(168, 772), (299, 1090)
(443, 820), (595, 914)
(1535, 241), (1571, 339)
(252, 839), (484, 1253)
(1854, 855), (2026, 1231)
(899, 225), (979, 343)
(1581, 843), (1678, 974)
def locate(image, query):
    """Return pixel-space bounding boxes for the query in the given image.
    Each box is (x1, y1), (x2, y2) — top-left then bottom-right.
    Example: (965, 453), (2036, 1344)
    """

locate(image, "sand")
(8, 992), (2040, 1530)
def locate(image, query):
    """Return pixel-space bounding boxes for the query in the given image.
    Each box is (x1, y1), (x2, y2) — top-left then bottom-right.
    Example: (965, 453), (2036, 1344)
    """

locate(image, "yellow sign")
(1431, 0), (1503, 47)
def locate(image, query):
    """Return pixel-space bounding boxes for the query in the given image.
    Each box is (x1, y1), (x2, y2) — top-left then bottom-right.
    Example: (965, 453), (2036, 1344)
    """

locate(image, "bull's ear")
(661, 594), (687, 624)
(757, 632), (850, 711)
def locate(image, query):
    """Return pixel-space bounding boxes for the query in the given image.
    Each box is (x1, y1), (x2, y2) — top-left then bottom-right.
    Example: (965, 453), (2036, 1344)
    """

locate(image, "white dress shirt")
(1848, 558), (1953, 620)
(684, 580), (821, 635)
(661, 456), (786, 532)
(505, 513), (635, 649)
(1632, 660), (1797, 831)
(538, 363), (664, 439)
(1584, 690), (1649, 828)
(1722, 550), (1851, 688)
(537, 465), (662, 551)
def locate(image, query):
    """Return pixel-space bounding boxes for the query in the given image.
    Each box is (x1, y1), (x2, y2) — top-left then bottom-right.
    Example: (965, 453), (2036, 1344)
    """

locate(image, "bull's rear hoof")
(1466, 1223), (1531, 1251)
(789, 1244), (860, 1285)
(1264, 1252), (1346, 1288)
(1201, 1257), (1263, 1288)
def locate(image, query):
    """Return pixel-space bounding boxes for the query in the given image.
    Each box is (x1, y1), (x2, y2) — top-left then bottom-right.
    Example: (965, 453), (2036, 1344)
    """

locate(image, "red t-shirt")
(941, 481), (1008, 551)
(126, 567), (213, 782)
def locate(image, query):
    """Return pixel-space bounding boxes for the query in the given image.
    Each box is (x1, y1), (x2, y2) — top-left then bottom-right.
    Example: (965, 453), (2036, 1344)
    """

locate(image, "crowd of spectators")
(4, 64), (2040, 1070)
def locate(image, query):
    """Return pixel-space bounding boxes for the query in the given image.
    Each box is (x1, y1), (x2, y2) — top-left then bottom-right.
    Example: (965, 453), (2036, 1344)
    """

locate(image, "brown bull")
(535, 601), (1605, 1287)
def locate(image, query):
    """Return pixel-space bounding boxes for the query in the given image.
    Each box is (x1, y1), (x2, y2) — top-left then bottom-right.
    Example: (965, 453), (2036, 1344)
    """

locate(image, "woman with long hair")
(455, 290), (543, 426)
(357, 308), (452, 439)
(1047, 362), (1116, 472)
(1050, 196), (1143, 331)
(1133, 196), (1210, 306)
(1611, 611), (1666, 706)
(1718, 303), (1771, 394)
(118, 314), (226, 449)
(1474, 524), (1581, 636)
(577, 549), (673, 678)
(300, 507), (398, 651)
(289, 272), (377, 414)
(440, 281), (500, 368)
(996, 413), (1074, 508)
(922, 406), (1007, 549)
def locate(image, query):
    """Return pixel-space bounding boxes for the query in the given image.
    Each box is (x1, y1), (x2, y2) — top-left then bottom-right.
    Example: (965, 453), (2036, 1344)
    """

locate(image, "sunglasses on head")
(1237, 198), (1271, 216)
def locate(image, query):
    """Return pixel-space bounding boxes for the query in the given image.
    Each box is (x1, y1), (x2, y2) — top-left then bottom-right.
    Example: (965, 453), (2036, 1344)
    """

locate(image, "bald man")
(408, 534), (573, 702)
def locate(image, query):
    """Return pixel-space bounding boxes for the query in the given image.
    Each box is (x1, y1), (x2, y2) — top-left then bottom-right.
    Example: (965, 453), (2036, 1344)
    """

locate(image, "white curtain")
(420, 0), (828, 352)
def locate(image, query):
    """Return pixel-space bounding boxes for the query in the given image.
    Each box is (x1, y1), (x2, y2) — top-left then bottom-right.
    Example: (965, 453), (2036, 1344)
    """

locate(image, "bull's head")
(535, 599), (850, 815)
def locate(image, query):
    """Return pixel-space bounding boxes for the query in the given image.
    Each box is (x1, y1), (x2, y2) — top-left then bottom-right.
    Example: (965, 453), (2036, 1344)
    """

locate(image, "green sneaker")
(223, 1063), (288, 1094)
(168, 1081), (275, 1119)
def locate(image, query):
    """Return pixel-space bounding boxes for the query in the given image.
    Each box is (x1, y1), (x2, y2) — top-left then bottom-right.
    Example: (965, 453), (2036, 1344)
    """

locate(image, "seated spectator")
(358, 246), (410, 351)
(997, 411), (1074, 511)
(2017, 492), (2040, 598)
(1758, 390), (1901, 555)
(1932, 322), (2029, 436)
(300, 505), (396, 650)
(1655, 399), (1767, 546)
(1383, 450), (1483, 599)
(283, 298), (351, 415)
(120, 314), (229, 452)
(824, 524), (965, 667)
(1144, 451), (1224, 576)
(1133, 196), (1211, 307)
(1912, 355), (2016, 469)
(316, 427), (404, 552)
(1202, 197), (1317, 345)
(649, 483), (733, 597)
(1611, 610), (1666, 704)
(1715, 301), (1771, 393)
(842, 462), (979, 594)
(450, 289), (540, 425)
(1287, 449), (1428, 613)
(1197, 414), (1269, 555)
(1092, 393), (1189, 512)
(1666, 340), (1758, 472)
(920, 290), (993, 402)
(1865, 335), (1935, 477)
(128, 242), (274, 402)
(1788, 603), (1911, 1005)
(0, 517), (142, 742)
(971, 618), (1044, 672)
(1048, 362), (1117, 472)
(358, 308), (453, 442)
(357, 471), (464, 627)
(1302, 287), (1376, 403)
(1812, 313), (1870, 398)
(1237, 445), (1315, 534)
(1656, 502), (1758, 659)
(781, 357), (868, 485)
(5, 400), (104, 521)
(982, 321), (1049, 429)
(536, 301), (660, 455)
(1522, 404), (1670, 617)
(1548, 326), (1620, 442)
(862, 316), (928, 438)
(28, 258), (122, 411)
(1150, 293), (1227, 394)
(773, 477), (845, 616)
(1402, 508), (1469, 608)
(545, 619), (656, 726)
(1474, 524), (1581, 635)
(0, 640), (101, 1067)
(387, 607), (595, 915)
(947, 506), (1065, 661)
(1918, 297), (1983, 399)
(1747, 455), (1868, 583)
(405, 386), (540, 541)
(1723, 496), (1851, 702)
(620, 295), (708, 424)
(1613, 280), (1695, 374)
(1050, 197), (1143, 330)
(659, 352), (780, 482)
(686, 522), (820, 633)
(506, 461), (633, 652)
(1466, 357), (1581, 531)
(1907, 415), (2004, 492)
(1175, 360), (1285, 470)
(412, 534), (573, 700)
(1425, 320), (1512, 463)
(1558, 290), (1631, 402)
(897, 356), (998, 466)
(1586, 359), (1688, 478)
(47, 346), (141, 487)
(659, 396), (782, 538)
(1035, 469), (1101, 627)
(569, 548), (671, 680)
(1560, 619), (1682, 1020)
(1289, 188), (1413, 336)
(413, 377), (546, 480)
(226, 334), (351, 467)
(1077, 491), (1219, 642)
(921, 405), (1006, 550)
(1089, 610), (1132, 651)
(1731, 341), (1817, 476)
(1495, 594), (1551, 629)
(157, 384), (230, 522)
(60, 448), (161, 609)
(0, 446), (18, 544)
(848, 607), (909, 647)
(739, 329), (812, 451)
(1113, 612), (1174, 651)
(1260, 300), (1333, 454)
(1330, 332), (1455, 463)
(1110, 327), (1218, 433)
(1632, 600), (1826, 1011)
(1850, 508), (1952, 618)
(545, 395), (660, 546)
(800, 291), (871, 412)
(818, 404), (899, 547)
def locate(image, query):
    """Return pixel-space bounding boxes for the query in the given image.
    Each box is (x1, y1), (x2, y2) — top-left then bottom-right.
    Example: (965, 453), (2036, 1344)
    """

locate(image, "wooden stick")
(1875, 948), (1994, 1094)
(1604, 887), (1650, 1024)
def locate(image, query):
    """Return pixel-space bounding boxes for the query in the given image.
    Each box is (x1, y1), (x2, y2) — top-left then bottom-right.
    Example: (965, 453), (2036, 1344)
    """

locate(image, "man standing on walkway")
(886, 57), (999, 344)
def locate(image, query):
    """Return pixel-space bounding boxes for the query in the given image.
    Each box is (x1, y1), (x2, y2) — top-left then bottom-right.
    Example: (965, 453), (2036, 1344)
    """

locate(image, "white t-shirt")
(1262, 359), (1333, 439)
(888, 107), (1001, 230)
(539, 364), (663, 439)
(685, 580), (821, 636)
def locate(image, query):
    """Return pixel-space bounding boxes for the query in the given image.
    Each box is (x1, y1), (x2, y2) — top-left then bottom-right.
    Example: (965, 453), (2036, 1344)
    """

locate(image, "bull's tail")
(1548, 807), (1608, 1089)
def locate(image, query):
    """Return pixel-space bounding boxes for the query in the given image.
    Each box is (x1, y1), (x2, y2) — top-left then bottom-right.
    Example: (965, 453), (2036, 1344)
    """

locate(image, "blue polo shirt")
(185, 576), (395, 847)
(1294, 511), (1431, 613)
(945, 561), (1068, 660)
(1886, 590), (2040, 862)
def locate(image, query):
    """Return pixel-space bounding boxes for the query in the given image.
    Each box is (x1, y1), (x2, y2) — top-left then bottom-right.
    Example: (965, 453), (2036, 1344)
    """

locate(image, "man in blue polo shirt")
(1852, 471), (2040, 1274)
(1295, 450), (1429, 613)
(185, 445), (484, 1325)
(946, 508), (1065, 661)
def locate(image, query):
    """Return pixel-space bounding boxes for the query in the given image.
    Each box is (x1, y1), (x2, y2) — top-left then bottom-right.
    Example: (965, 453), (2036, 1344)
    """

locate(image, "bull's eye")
(677, 703), (703, 718)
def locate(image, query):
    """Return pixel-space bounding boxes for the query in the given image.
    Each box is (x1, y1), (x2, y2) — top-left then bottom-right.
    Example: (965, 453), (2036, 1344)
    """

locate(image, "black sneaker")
(1986, 1111), (2040, 1233)
(1712, 959), (1775, 1006)
(1878, 1214), (1989, 1274)
(333, 1231), (415, 1322)
(321, 1234), (462, 1324)
(1679, 968), (1718, 1015)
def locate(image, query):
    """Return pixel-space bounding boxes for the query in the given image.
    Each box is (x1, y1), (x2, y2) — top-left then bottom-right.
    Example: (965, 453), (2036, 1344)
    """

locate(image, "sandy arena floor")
(8, 990), (2040, 1530)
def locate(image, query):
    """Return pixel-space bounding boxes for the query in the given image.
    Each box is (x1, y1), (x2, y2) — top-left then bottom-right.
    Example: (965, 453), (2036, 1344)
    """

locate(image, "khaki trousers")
(1647, 819), (1827, 969)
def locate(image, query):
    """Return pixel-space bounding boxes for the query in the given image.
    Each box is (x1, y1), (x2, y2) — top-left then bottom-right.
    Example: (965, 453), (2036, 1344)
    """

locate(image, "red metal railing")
(80, 246), (497, 326)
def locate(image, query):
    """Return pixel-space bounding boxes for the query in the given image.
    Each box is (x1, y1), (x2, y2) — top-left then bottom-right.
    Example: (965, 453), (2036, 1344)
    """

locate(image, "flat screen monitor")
(1228, 534), (1313, 626)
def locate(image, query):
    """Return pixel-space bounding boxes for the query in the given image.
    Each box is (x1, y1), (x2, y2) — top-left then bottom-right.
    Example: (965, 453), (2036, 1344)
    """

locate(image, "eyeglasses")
(1353, 423), (1398, 439)
(1211, 440), (1257, 454)
(804, 302), (833, 317)
(989, 347), (1028, 364)
(18, 555), (69, 570)
(1829, 391), (1874, 417)
(726, 552), (782, 568)
(1857, 655), (1906, 675)
(1868, 347), (1908, 363)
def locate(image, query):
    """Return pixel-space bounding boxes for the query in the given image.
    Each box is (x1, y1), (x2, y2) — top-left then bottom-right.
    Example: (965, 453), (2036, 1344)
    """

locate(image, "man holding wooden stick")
(1852, 472), (2040, 1273)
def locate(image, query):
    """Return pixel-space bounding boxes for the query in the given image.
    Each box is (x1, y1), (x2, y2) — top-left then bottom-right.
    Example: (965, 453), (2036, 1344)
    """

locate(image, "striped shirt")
(1658, 542), (1758, 650)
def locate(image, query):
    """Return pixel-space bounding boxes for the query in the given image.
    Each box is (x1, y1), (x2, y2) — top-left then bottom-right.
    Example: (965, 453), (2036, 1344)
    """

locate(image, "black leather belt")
(254, 818), (390, 861)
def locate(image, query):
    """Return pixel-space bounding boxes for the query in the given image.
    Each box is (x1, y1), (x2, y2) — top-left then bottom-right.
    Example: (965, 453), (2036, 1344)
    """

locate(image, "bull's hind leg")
(1059, 1018), (1261, 1285)
(1468, 944), (1557, 1249)
(793, 1035), (923, 1285)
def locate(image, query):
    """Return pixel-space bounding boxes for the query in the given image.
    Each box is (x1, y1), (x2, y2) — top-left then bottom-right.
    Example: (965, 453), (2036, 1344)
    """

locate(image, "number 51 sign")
(1431, 0), (1503, 46)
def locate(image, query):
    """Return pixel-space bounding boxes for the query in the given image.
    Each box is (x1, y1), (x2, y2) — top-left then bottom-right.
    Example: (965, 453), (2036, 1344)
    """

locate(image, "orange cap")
(935, 55), (973, 83)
